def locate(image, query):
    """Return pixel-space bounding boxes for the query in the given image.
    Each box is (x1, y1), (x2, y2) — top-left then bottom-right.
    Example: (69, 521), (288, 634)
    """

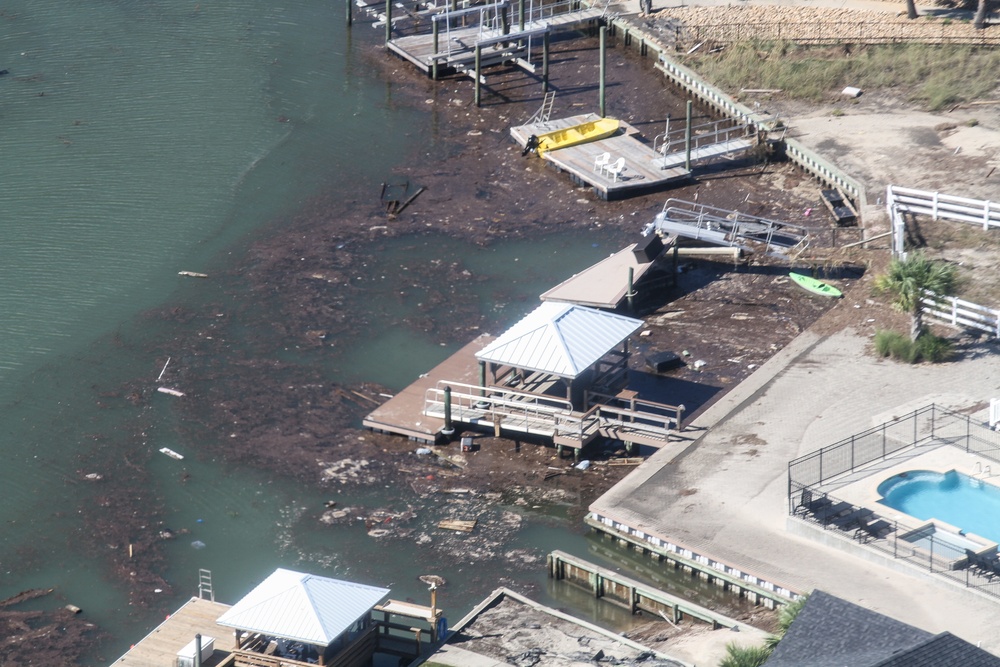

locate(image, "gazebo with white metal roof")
(216, 568), (390, 666)
(476, 301), (643, 409)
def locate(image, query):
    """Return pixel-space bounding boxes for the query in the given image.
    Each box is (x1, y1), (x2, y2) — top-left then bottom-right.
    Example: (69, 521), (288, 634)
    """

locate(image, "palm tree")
(973, 0), (992, 28)
(719, 643), (771, 667)
(874, 252), (957, 342)
(764, 594), (809, 650)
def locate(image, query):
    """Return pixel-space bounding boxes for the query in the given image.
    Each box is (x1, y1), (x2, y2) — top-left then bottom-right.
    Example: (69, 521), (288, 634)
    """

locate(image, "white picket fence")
(887, 185), (1000, 256)
(921, 291), (1000, 338)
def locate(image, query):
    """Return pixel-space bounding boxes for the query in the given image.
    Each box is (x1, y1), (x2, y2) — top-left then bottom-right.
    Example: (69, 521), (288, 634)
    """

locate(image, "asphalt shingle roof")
(766, 590), (1000, 667)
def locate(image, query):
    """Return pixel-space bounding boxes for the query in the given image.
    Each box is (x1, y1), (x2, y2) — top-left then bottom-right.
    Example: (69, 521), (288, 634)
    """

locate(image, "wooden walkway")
(511, 115), (690, 200)
(113, 597), (233, 667)
(363, 335), (492, 443)
(385, 6), (603, 76)
(540, 241), (672, 308)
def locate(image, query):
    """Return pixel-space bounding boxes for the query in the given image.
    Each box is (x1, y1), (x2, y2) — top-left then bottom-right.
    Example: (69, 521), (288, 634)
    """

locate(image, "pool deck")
(588, 321), (1000, 655)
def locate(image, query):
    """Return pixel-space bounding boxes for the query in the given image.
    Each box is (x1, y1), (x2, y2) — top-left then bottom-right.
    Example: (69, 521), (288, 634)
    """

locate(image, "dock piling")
(685, 100), (693, 172)
(542, 32), (550, 93)
(474, 45), (482, 107)
(599, 26), (607, 118)
(346, 0), (353, 26)
(442, 386), (455, 437)
(384, 0), (392, 45)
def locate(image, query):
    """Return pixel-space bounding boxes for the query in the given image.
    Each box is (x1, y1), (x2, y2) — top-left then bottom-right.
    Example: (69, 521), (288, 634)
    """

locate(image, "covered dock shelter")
(476, 301), (641, 410)
(423, 302), (686, 455)
(216, 568), (391, 667)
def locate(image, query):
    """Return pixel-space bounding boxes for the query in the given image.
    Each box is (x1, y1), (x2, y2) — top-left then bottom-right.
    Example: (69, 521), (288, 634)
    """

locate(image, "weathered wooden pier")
(585, 513), (799, 609)
(547, 550), (765, 627)
(373, 0), (604, 80)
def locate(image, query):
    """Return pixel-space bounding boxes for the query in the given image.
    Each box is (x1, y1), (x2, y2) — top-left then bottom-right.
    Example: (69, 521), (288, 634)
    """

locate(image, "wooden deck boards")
(511, 116), (690, 200)
(385, 9), (602, 74)
(113, 597), (233, 667)
(362, 334), (493, 443)
(540, 242), (668, 308)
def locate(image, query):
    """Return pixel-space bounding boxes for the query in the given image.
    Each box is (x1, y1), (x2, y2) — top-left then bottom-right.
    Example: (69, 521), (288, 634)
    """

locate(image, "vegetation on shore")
(681, 42), (1000, 110)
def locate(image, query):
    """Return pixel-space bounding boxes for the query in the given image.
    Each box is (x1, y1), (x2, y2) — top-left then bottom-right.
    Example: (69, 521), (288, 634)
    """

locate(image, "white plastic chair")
(604, 157), (625, 182)
(593, 152), (611, 172)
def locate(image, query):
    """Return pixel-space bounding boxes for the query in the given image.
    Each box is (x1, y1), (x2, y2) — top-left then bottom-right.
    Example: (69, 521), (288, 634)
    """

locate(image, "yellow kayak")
(533, 118), (620, 156)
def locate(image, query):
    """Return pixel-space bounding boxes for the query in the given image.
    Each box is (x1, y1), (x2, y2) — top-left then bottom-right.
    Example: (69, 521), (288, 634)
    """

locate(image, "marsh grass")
(681, 42), (1000, 110)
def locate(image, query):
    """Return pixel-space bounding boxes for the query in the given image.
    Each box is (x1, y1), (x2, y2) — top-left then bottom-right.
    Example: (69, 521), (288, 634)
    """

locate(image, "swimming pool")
(878, 469), (1000, 544)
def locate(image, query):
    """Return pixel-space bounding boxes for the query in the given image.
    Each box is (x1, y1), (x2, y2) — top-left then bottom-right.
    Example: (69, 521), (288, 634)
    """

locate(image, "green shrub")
(873, 330), (898, 357)
(916, 333), (954, 363)
(874, 330), (952, 363)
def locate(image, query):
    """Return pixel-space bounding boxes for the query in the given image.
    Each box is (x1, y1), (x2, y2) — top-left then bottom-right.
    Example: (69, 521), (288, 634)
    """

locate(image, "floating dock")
(511, 114), (690, 200)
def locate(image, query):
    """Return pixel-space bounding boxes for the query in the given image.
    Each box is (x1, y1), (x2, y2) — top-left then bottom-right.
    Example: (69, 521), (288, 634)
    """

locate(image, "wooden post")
(384, 0), (392, 45)
(685, 100), (693, 172)
(518, 0), (525, 31)
(542, 32), (550, 93)
(195, 635), (203, 667)
(599, 26), (607, 118)
(432, 20), (440, 80)
(442, 386), (455, 436)
(346, 0), (353, 27)
(474, 44), (482, 107)
(627, 266), (635, 312)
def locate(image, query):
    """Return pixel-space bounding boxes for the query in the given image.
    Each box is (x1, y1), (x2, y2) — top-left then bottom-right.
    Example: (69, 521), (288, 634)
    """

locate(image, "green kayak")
(789, 272), (843, 298)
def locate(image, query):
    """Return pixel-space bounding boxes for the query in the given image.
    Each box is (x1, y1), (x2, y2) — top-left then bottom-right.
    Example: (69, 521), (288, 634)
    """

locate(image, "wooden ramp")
(540, 241), (672, 308)
(362, 335), (493, 443)
(511, 115), (690, 200)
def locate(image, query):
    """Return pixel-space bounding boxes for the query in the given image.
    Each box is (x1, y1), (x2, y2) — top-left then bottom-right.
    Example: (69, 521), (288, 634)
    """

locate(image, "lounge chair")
(830, 507), (871, 531)
(813, 500), (851, 524)
(854, 515), (893, 542)
(795, 488), (831, 517)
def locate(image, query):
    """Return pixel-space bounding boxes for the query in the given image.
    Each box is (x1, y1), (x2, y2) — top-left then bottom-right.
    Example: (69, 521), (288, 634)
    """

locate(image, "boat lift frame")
(644, 198), (810, 257)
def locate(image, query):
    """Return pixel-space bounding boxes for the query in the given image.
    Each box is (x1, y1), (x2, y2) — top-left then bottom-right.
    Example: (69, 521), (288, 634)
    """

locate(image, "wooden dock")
(384, 5), (603, 76)
(362, 334), (493, 443)
(113, 597), (233, 667)
(511, 115), (690, 200)
(540, 241), (672, 308)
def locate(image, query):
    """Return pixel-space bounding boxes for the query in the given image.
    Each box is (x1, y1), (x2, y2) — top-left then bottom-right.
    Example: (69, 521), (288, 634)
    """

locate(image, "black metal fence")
(788, 404), (1000, 600)
(788, 404), (1000, 490)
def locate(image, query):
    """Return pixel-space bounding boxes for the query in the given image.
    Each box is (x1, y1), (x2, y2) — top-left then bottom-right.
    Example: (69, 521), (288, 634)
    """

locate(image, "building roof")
(766, 590), (1000, 667)
(476, 302), (643, 378)
(215, 568), (390, 646)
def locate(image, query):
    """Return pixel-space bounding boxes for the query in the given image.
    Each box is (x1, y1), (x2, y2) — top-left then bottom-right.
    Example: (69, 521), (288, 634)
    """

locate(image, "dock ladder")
(526, 91), (556, 125)
(198, 568), (215, 601)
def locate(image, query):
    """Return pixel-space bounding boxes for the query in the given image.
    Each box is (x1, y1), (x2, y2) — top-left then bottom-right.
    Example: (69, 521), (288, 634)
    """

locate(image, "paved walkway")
(590, 308), (1000, 651)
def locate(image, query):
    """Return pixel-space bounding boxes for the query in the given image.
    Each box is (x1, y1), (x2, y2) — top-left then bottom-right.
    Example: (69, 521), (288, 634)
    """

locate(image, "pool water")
(878, 469), (1000, 544)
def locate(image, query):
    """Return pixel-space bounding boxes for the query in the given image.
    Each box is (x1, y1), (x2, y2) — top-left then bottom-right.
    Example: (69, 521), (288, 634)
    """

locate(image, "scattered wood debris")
(437, 519), (477, 532)
(177, 271), (208, 278)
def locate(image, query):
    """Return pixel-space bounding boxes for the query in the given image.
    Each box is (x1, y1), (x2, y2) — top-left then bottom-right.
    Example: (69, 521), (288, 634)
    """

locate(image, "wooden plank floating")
(178, 271), (208, 278)
(438, 519), (477, 532)
(157, 387), (185, 397)
(159, 447), (184, 460)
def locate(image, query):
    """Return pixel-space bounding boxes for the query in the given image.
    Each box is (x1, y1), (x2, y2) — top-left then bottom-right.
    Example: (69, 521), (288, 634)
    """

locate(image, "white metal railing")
(920, 291), (1000, 338)
(423, 380), (678, 444)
